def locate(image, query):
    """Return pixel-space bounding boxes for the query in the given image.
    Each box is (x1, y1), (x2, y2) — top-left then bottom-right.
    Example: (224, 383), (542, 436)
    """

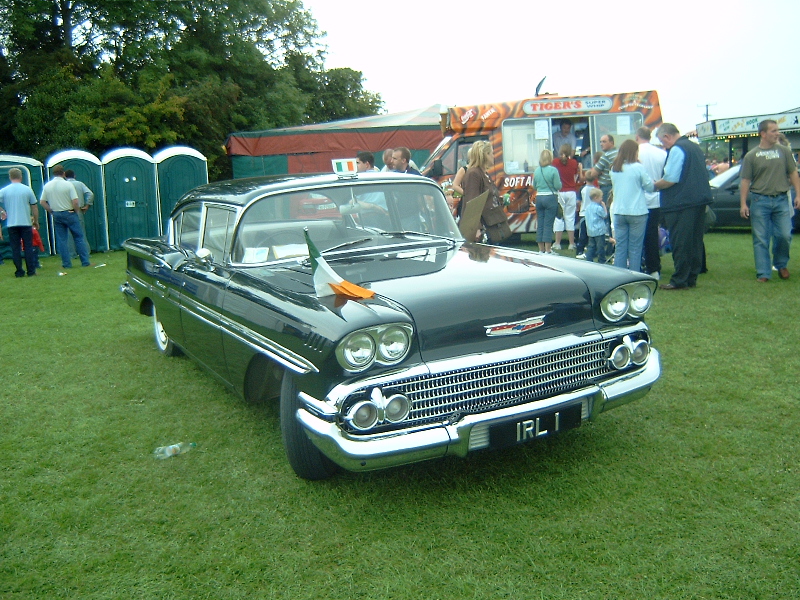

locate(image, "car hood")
(324, 243), (596, 362)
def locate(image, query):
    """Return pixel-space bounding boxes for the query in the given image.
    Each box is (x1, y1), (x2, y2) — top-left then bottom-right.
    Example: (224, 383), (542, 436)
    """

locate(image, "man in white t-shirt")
(636, 127), (667, 278)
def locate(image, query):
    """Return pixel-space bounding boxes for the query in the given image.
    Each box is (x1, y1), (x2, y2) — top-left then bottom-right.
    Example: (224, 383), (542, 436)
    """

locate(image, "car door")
(179, 204), (237, 383)
(151, 204), (203, 350)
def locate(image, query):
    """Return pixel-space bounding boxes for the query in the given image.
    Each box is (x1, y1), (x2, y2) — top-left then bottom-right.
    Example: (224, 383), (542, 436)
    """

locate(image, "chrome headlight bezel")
(600, 281), (657, 322)
(336, 323), (414, 372)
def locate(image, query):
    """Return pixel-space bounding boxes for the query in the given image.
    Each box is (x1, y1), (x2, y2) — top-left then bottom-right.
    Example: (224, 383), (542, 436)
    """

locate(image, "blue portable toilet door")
(157, 155), (207, 233)
(105, 157), (158, 249)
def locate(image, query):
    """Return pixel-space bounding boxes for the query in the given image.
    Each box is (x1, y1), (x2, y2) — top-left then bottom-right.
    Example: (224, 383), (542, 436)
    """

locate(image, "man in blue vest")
(654, 123), (712, 290)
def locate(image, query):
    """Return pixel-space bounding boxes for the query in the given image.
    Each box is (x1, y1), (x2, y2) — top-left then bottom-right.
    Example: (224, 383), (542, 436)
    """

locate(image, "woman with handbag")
(533, 149), (563, 253)
(609, 139), (654, 271)
(461, 140), (512, 244)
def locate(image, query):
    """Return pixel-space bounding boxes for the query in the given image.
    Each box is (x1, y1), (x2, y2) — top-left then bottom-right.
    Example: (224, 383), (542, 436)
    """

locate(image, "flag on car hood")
(304, 229), (375, 299)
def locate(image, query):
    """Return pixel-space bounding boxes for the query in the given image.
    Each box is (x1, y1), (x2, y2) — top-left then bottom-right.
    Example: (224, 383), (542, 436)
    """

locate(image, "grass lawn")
(1, 232), (798, 599)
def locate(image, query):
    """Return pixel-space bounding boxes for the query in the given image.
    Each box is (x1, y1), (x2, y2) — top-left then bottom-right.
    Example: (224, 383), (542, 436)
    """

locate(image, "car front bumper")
(296, 349), (660, 472)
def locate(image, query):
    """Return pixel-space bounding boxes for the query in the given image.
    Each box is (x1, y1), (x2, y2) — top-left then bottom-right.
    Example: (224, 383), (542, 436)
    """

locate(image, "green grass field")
(1, 232), (798, 599)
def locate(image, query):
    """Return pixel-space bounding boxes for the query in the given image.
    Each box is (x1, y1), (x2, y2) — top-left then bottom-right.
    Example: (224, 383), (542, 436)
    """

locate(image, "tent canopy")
(225, 105), (445, 176)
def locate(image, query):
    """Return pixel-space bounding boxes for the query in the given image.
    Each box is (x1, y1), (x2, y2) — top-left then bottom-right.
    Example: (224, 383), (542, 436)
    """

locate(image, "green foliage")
(0, 0), (383, 177)
(1, 233), (799, 598)
(66, 69), (185, 152)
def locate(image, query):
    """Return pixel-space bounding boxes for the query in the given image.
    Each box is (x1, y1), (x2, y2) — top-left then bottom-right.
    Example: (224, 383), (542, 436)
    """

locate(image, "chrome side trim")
(129, 270), (318, 375)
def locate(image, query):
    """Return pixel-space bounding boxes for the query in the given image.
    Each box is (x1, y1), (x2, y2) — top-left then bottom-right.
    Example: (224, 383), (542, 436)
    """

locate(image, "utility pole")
(698, 102), (717, 122)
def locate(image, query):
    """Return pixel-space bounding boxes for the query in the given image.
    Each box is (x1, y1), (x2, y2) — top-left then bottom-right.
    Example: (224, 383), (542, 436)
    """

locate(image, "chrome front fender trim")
(297, 349), (660, 472)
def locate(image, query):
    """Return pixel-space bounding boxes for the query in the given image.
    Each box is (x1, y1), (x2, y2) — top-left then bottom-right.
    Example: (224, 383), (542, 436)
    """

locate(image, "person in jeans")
(40, 164), (91, 268)
(533, 149), (563, 253)
(610, 140), (653, 272)
(583, 187), (608, 263)
(739, 119), (800, 282)
(0, 168), (40, 277)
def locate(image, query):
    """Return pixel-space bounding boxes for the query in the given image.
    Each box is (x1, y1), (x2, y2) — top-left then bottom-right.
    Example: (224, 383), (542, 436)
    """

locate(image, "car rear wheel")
(153, 306), (181, 357)
(280, 371), (339, 480)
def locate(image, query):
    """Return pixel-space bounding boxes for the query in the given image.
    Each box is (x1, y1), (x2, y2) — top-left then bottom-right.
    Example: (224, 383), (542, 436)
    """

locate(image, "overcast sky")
(301, 0), (800, 133)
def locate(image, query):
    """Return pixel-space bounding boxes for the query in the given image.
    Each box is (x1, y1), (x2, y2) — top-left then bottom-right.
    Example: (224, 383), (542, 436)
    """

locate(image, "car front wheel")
(280, 372), (339, 480)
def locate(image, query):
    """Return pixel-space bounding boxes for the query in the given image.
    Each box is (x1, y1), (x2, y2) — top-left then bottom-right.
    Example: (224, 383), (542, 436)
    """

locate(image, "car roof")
(174, 172), (439, 210)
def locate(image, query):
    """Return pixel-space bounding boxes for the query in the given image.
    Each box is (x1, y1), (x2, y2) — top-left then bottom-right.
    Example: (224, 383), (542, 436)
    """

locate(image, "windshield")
(232, 181), (462, 264)
(420, 136), (452, 171)
(709, 164), (740, 189)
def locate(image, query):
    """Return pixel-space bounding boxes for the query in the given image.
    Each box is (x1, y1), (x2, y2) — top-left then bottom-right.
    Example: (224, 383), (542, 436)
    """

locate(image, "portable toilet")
(0, 154), (51, 259)
(46, 150), (109, 252)
(102, 148), (158, 249)
(153, 146), (208, 233)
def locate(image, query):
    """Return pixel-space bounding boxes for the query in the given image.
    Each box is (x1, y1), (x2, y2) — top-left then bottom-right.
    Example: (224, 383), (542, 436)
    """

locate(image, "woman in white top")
(609, 140), (654, 271)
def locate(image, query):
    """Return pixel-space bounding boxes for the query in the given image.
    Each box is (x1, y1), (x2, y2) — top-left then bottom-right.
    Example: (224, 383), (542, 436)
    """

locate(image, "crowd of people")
(354, 124), (800, 287)
(4, 124), (798, 285)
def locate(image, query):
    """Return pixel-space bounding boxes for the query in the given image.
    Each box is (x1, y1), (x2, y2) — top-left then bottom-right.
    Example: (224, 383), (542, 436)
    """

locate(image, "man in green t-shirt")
(740, 119), (800, 282)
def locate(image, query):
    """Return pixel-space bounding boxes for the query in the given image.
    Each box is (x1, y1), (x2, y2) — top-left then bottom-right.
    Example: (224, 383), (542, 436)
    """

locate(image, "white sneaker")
(575, 253), (586, 259)
(553, 243), (563, 250)
(772, 266), (778, 272)
(568, 244), (576, 250)
(649, 271), (661, 280)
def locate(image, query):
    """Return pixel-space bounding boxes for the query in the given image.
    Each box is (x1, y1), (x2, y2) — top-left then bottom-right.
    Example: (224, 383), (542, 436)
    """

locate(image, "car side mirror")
(428, 159), (443, 178)
(195, 248), (215, 270)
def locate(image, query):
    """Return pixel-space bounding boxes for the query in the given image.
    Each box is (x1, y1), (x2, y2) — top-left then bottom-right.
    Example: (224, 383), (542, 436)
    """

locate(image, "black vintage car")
(121, 171), (660, 479)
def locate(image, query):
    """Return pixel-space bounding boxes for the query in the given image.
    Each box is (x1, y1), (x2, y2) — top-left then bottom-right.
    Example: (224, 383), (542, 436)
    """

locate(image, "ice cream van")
(421, 90), (662, 234)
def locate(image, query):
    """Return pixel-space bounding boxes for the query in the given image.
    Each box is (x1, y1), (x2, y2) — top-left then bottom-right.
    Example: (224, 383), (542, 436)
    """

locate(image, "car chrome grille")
(342, 338), (618, 433)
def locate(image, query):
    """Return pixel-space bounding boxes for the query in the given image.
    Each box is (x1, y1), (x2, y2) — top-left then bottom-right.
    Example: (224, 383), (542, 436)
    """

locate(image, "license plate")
(488, 403), (582, 449)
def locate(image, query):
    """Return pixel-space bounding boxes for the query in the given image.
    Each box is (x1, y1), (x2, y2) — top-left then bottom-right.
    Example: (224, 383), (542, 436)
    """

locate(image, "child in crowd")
(583, 187), (608, 263)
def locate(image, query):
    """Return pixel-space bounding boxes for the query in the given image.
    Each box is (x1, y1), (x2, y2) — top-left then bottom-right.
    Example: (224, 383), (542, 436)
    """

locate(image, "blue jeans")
(53, 211), (91, 268)
(8, 226), (37, 276)
(613, 214), (648, 272)
(585, 235), (606, 263)
(749, 192), (793, 279)
(535, 194), (558, 244)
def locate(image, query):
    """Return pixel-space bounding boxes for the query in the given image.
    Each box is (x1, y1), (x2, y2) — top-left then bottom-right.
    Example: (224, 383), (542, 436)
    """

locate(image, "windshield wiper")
(322, 237), (372, 253)
(379, 231), (457, 243)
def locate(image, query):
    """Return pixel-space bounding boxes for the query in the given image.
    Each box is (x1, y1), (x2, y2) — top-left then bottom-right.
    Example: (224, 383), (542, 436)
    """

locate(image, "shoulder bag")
(480, 174), (512, 244)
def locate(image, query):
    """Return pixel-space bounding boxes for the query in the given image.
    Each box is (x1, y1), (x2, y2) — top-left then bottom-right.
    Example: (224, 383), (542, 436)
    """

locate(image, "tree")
(0, 0), (383, 178)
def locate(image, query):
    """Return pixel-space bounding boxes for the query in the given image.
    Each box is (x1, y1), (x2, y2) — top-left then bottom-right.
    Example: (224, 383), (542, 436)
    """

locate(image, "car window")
(709, 165), (741, 189)
(232, 182), (460, 264)
(202, 206), (236, 263)
(175, 205), (202, 251)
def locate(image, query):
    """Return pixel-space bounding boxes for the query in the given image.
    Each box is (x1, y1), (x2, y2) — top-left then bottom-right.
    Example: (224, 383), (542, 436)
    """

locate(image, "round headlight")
(384, 394), (411, 423)
(341, 332), (376, 369)
(347, 401), (379, 430)
(631, 340), (650, 365)
(602, 288), (630, 321)
(629, 284), (653, 315)
(609, 344), (631, 370)
(377, 326), (411, 363)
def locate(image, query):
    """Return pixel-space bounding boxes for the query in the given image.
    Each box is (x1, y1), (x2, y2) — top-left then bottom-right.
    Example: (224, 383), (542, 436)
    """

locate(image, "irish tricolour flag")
(304, 228), (375, 299)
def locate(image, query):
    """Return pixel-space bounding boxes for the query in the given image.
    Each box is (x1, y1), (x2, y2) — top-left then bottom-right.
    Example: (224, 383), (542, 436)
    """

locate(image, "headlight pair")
(600, 282), (655, 322)
(336, 323), (413, 372)
(345, 387), (412, 431)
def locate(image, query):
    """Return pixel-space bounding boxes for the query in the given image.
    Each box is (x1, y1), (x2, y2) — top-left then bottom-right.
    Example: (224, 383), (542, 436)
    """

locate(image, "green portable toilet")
(102, 148), (158, 249)
(46, 150), (109, 252)
(0, 154), (51, 259)
(153, 146), (208, 234)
